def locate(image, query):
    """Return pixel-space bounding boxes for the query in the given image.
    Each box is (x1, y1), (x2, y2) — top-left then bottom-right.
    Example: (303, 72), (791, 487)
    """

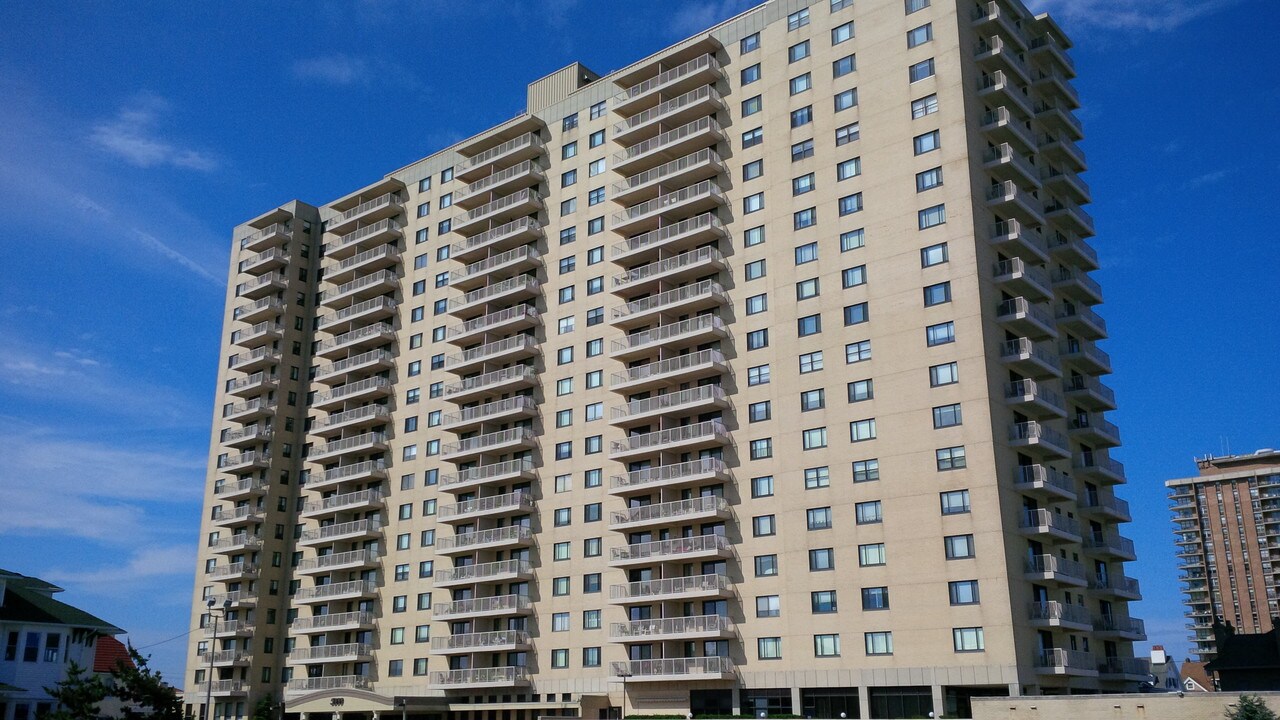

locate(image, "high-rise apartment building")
(186, 1), (1143, 718)
(1169, 449), (1280, 662)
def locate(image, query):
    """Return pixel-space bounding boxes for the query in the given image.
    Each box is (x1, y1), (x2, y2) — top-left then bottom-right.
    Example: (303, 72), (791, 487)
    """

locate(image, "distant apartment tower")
(1169, 449), (1280, 662)
(186, 1), (1143, 719)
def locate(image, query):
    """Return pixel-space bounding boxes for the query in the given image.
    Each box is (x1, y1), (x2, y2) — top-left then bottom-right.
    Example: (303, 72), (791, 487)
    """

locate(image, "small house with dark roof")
(1204, 618), (1280, 691)
(0, 568), (123, 720)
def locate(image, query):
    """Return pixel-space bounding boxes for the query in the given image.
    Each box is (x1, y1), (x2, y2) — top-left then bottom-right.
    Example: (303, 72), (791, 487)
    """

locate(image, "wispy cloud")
(89, 94), (217, 171)
(1184, 168), (1230, 189)
(45, 546), (196, 600)
(290, 53), (420, 90)
(1025, 0), (1240, 32)
(667, 0), (755, 38)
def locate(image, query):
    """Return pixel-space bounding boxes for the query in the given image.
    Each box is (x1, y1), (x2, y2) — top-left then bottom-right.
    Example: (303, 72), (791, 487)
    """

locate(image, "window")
(790, 73), (812, 95)
(589, 100), (607, 119)
(809, 548), (835, 571)
(836, 122), (860, 145)
(842, 265), (866, 288)
(945, 534), (976, 559)
(865, 632), (893, 655)
(585, 370), (602, 388)
(796, 278), (820, 300)
(936, 446), (967, 470)
(749, 400), (771, 422)
(949, 580), (980, 605)
(758, 637), (783, 660)
(837, 157), (861, 180)
(556, 409), (573, 428)
(558, 346), (574, 364)
(831, 0), (852, 9)
(843, 302), (868, 326)
(755, 554), (779, 576)
(587, 276), (604, 294)
(920, 201), (947, 226)
(560, 198), (576, 216)
(815, 634), (841, 657)
(583, 609), (602, 629)
(800, 389), (825, 412)
(388, 659), (403, 677)
(587, 246), (603, 264)
(954, 627), (985, 652)
(792, 139), (815, 161)
(741, 33), (760, 53)
(927, 321), (955, 346)
(583, 573), (602, 592)
(850, 418), (876, 442)
(745, 259), (767, 280)
(792, 244), (818, 267)
(843, 341), (871, 366)
(812, 590), (838, 613)
(745, 293), (768, 315)
(839, 193), (863, 216)
(752, 475), (775, 498)
(807, 507), (833, 530)
(923, 281), (951, 306)
(853, 458), (879, 482)
(756, 595), (781, 618)
(796, 314), (822, 339)
(841, 230), (865, 253)
(912, 93), (939, 118)
(556, 377), (573, 396)
(562, 141), (577, 159)
(742, 127), (763, 148)
(742, 94), (762, 117)
(862, 586), (890, 610)
(909, 58), (936, 82)
(562, 113), (578, 131)
(552, 613), (571, 631)
(555, 441), (572, 460)
(747, 329), (769, 350)
(933, 403), (963, 428)
(741, 63), (761, 84)
(802, 427), (828, 449)
(553, 577), (570, 596)
(586, 308), (604, 327)
(792, 173), (816, 196)
(589, 129), (605, 147)
(747, 364), (770, 386)
(791, 105), (813, 128)
(907, 23), (933, 47)
(560, 227), (576, 245)
(920, 243), (948, 267)
(751, 438), (773, 459)
(583, 647), (601, 667)
(787, 8), (810, 30)
(856, 500), (882, 524)
(789, 40), (810, 62)
(930, 362), (959, 386)
(744, 226), (765, 246)
(558, 316), (575, 334)
(833, 55), (856, 78)
(416, 202), (430, 218)
(585, 402), (603, 421)
(589, 158), (606, 176)
(847, 379), (873, 402)
(561, 169), (577, 188)
(940, 490), (971, 515)
(832, 21), (854, 45)
(914, 130), (940, 155)
(754, 514), (777, 537)
(916, 166), (944, 192)
(744, 192), (764, 214)
(551, 648), (569, 669)
(554, 508), (571, 526)
(906, 0), (930, 12)
(587, 217), (604, 235)
(799, 350), (823, 373)
(804, 466), (830, 488)
(553, 541), (571, 561)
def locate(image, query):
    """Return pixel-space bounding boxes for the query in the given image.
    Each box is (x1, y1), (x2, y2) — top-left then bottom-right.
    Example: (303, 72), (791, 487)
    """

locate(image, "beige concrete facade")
(1167, 449), (1280, 662)
(971, 691), (1280, 720)
(186, 1), (1140, 719)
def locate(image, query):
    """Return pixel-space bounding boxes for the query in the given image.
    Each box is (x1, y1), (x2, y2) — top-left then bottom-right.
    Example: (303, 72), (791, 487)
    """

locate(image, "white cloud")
(89, 94), (217, 171)
(1184, 168), (1230, 189)
(290, 53), (420, 90)
(1025, 0), (1239, 32)
(667, 0), (755, 38)
(44, 546), (196, 599)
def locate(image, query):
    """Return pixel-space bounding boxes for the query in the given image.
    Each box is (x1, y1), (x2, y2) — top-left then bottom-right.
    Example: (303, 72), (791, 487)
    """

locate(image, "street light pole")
(397, 698), (406, 720)
(203, 597), (231, 720)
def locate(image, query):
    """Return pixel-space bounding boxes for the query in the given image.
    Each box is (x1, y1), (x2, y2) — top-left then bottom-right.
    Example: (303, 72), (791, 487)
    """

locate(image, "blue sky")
(1, 0), (1277, 680)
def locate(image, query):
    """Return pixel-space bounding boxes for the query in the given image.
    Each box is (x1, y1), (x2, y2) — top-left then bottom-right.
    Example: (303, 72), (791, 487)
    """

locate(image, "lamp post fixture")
(397, 698), (406, 720)
(203, 597), (232, 720)
(616, 667), (632, 720)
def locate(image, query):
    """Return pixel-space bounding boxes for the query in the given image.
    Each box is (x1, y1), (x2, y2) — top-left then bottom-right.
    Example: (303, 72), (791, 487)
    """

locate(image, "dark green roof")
(0, 569), (122, 634)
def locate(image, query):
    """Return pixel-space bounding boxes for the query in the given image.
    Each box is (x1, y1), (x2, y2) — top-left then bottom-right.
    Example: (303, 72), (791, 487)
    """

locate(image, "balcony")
(293, 579), (379, 602)
(315, 322), (395, 360)
(612, 212), (727, 264)
(455, 132), (544, 183)
(1098, 657), (1152, 682)
(611, 349), (727, 393)
(609, 458), (730, 496)
(609, 533), (731, 567)
(971, 2), (1024, 49)
(209, 562), (259, 581)
(430, 630), (531, 655)
(610, 657), (734, 682)
(999, 338), (1061, 378)
(612, 180), (726, 235)
(229, 321), (283, 351)
(1069, 413), (1121, 447)
(977, 70), (1034, 117)
(614, 117), (725, 175)
(1037, 132), (1087, 171)
(609, 573), (731, 604)
(976, 35), (1031, 84)
(430, 666), (530, 689)
(442, 395), (537, 432)
(450, 245), (541, 291)
(1025, 554), (1087, 587)
(314, 404), (390, 438)
(610, 614), (734, 643)
(996, 297), (1057, 339)
(200, 650), (253, 668)
(443, 334), (538, 373)
(610, 385), (728, 427)
(610, 496), (730, 531)
(209, 533), (263, 555)
(454, 160), (545, 210)
(440, 427), (535, 463)
(326, 192), (403, 236)
(990, 219), (1049, 263)
(610, 420), (729, 460)
(1083, 532), (1137, 561)
(1034, 68), (1080, 109)
(1041, 164), (1091, 204)
(447, 305), (539, 345)
(433, 559), (534, 589)
(432, 593), (532, 620)
(195, 680), (249, 697)
(613, 86), (725, 143)
(437, 490), (534, 525)
(1059, 339), (1111, 375)
(613, 247), (726, 296)
(1044, 199), (1095, 237)
(285, 676), (371, 695)
(309, 432), (389, 462)
(235, 271), (287, 300)
(325, 245), (401, 286)
(451, 217), (543, 263)
(440, 458), (537, 493)
(1052, 267), (1103, 306)
(312, 460), (388, 490)
(1057, 302), (1107, 340)
(214, 479), (268, 501)
(1010, 421), (1070, 458)
(610, 315), (726, 361)
(1036, 648), (1097, 677)
(297, 519), (383, 547)
(1047, 231), (1099, 270)
(1081, 493), (1131, 522)
(448, 275), (540, 316)
(611, 280), (727, 328)
(232, 297), (286, 324)
(1030, 34), (1076, 77)
(612, 148), (726, 205)
(983, 143), (1040, 189)
(993, 258), (1052, 301)
(1029, 601), (1092, 631)
(291, 610), (375, 634)
(311, 376), (391, 411)
(314, 349), (394, 384)
(300, 488), (386, 519)
(614, 54), (722, 113)
(986, 180), (1043, 225)
(203, 620), (254, 638)
(221, 425), (272, 449)
(295, 548), (380, 575)
(1004, 379), (1065, 418)
(324, 218), (403, 261)
(1019, 508), (1082, 543)
(1035, 98), (1083, 140)
(980, 107), (1035, 152)
(287, 643), (373, 664)
(1094, 615), (1146, 641)
(1090, 573), (1141, 601)
(453, 188), (542, 235)
(1013, 464), (1077, 501)
(226, 371), (277, 398)
(222, 398), (273, 422)
(217, 452), (269, 472)
(239, 222), (290, 253)
(238, 246), (289, 276)
(435, 525), (534, 556)
(318, 270), (398, 309)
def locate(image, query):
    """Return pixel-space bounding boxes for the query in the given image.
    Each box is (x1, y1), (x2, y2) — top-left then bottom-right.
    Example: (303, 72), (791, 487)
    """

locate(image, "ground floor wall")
(970, 691), (1280, 720)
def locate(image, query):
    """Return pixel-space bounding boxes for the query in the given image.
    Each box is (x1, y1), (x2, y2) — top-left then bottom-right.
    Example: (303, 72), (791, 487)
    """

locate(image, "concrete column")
(790, 687), (803, 717)
(1008, 682), (1021, 697)
(930, 684), (944, 718)
(855, 685), (869, 720)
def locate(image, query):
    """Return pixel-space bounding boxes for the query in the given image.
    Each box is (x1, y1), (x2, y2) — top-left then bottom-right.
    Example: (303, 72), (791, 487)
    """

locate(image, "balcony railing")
(316, 404), (389, 432)
(1005, 379), (1065, 414)
(287, 643), (373, 662)
(611, 385), (726, 421)
(610, 656), (734, 679)
(1099, 657), (1151, 677)
(1020, 508), (1081, 538)
(311, 432), (389, 459)
(613, 246), (725, 289)
(431, 630), (531, 652)
(430, 666), (530, 687)
(433, 559), (533, 585)
(610, 533), (730, 563)
(1025, 554), (1086, 583)
(436, 525), (533, 552)
(443, 334), (537, 370)
(1036, 648), (1095, 673)
(302, 488), (386, 515)
(293, 579), (378, 601)
(331, 192), (401, 227)
(443, 396), (536, 427)
(312, 376), (391, 406)
(438, 490), (534, 520)
(451, 217), (541, 256)
(238, 222), (289, 251)
(611, 348), (725, 387)
(290, 611), (375, 632)
(296, 548), (380, 572)
(319, 459), (388, 485)
(614, 117), (723, 167)
(611, 614), (734, 640)
(610, 573), (729, 601)
(298, 519), (383, 544)
(611, 458), (728, 492)
(314, 349), (393, 381)
(441, 427), (534, 457)
(1084, 531), (1136, 558)
(441, 458), (536, 489)
(447, 305), (539, 340)
(433, 593), (532, 618)
(1030, 601), (1092, 627)
(612, 180), (724, 228)
(315, 323), (394, 355)
(209, 534), (263, 551)
(325, 218), (402, 256)
(613, 149), (725, 198)
(448, 275), (540, 311)
(317, 270), (398, 305)
(457, 132), (542, 174)
(615, 54), (721, 104)
(610, 420), (727, 456)
(318, 297), (398, 330)
(285, 676), (370, 693)
(614, 86), (723, 136)
(1009, 421), (1069, 455)
(1014, 464), (1076, 498)
(209, 562), (258, 580)
(452, 246), (541, 284)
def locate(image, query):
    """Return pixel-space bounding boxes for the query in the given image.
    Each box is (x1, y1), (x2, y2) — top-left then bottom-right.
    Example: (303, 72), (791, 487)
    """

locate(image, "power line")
(130, 627), (197, 651)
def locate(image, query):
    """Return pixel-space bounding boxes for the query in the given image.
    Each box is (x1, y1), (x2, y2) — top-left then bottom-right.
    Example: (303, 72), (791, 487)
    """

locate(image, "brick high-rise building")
(186, 1), (1143, 718)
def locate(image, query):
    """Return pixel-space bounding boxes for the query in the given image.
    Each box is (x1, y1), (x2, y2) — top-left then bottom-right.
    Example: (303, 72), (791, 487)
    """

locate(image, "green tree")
(111, 644), (183, 720)
(43, 661), (108, 720)
(1227, 695), (1280, 720)
(250, 696), (277, 720)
